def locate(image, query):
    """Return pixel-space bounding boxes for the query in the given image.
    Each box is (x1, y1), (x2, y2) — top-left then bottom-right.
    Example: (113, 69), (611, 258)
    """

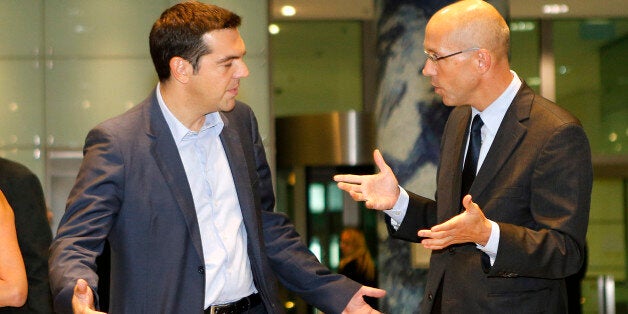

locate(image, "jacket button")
(448, 247), (455, 255)
(428, 293), (433, 301)
(198, 266), (205, 274)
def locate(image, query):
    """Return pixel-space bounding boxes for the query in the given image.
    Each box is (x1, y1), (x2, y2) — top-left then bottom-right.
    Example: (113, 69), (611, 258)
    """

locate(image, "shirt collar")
(472, 70), (522, 136)
(155, 83), (224, 144)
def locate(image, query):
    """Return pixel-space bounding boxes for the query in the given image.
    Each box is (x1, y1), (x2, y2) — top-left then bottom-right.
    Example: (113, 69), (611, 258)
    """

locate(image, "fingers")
(349, 190), (366, 202)
(360, 285), (387, 298)
(337, 181), (361, 192)
(418, 226), (457, 250)
(333, 174), (363, 184)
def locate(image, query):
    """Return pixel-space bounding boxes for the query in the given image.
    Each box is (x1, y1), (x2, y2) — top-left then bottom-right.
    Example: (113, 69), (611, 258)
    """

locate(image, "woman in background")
(339, 228), (378, 309)
(0, 188), (27, 307)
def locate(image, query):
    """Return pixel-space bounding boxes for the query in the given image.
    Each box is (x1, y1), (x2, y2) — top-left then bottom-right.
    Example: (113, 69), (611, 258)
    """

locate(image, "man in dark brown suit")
(334, 1), (592, 313)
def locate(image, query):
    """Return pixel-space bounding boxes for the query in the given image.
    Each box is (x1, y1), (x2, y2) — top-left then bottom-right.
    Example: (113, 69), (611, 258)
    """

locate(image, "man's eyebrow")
(216, 51), (247, 64)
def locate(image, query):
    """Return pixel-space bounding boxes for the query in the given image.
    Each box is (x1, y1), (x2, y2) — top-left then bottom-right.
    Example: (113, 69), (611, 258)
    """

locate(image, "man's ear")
(476, 49), (491, 74)
(169, 57), (191, 83)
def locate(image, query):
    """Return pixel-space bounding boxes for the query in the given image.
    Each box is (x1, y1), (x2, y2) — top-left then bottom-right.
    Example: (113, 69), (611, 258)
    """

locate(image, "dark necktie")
(461, 115), (484, 199)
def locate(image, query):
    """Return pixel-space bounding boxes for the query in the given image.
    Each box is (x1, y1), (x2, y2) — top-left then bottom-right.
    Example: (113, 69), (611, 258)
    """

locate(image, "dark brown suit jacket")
(387, 83), (592, 313)
(0, 158), (53, 314)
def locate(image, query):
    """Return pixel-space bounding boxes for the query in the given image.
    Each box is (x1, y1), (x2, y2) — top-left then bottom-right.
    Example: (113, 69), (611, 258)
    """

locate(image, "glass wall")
(0, 0), (270, 233)
(270, 21), (363, 117)
(552, 18), (628, 313)
(554, 19), (628, 155)
(512, 17), (628, 313)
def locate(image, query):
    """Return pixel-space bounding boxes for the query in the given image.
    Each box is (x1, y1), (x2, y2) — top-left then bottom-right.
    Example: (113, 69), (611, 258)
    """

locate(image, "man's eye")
(224, 63), (233, 67)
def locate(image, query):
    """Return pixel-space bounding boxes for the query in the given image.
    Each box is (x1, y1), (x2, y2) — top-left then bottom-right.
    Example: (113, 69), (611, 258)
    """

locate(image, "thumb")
(462, 194), (476, 212)
(362, 286), (387, 298)
(373, 149), (389, 173)
(74, 279), (92, 305)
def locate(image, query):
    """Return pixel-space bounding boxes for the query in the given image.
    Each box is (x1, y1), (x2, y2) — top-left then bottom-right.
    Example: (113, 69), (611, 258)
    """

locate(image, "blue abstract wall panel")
(374, 1), (509, 312)
(374, 1), (454, 313)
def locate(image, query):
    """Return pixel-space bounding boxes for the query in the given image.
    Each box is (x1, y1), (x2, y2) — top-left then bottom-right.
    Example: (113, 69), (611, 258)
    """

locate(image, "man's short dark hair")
(149, 1), (241, 81)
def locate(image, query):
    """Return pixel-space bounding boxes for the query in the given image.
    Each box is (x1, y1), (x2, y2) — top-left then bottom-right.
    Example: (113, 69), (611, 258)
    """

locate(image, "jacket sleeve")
(386, 191), (437, 243)
(48, 126), (123, 314)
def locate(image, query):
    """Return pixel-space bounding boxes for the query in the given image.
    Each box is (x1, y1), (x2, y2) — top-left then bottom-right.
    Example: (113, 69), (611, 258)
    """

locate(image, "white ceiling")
(270, 0), (628, 20)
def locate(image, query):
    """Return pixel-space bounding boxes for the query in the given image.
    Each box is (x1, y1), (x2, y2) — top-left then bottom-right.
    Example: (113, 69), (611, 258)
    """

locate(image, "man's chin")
(219, 99), (237, 112)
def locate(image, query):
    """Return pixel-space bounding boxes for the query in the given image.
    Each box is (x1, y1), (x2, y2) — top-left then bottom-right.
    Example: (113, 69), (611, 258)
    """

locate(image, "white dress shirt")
(156, 85), (257, 308)
(386, 71), (522, 266)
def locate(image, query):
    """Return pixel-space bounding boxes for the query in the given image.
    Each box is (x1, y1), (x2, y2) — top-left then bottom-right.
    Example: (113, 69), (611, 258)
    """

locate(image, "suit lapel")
(470, 85), (533, 198)
(439, 107), (472, 220)
(219, 112), (262, 243)
(145, 94), (204, 260)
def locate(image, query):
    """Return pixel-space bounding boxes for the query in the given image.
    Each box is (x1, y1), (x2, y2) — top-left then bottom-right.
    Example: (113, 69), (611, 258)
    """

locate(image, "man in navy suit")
(335, 1), (592, 313)
(48, 2), (384, 313)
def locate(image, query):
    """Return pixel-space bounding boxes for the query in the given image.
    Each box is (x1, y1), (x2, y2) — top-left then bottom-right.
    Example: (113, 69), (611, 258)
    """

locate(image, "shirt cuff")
(384, 186), (408, 230)
(476, 220), (500, 266)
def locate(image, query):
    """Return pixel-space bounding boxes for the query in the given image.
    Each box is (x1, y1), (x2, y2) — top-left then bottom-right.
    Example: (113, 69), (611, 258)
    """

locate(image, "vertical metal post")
(598, 275), (616, 314)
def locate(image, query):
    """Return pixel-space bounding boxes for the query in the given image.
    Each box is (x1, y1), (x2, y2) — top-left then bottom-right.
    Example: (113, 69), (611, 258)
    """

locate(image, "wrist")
(479, 219), (492, 246)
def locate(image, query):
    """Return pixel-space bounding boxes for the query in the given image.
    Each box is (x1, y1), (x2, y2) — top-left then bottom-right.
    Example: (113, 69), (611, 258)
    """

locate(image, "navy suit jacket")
(49, 91), (360, 314)
(387, 84), (592, 313)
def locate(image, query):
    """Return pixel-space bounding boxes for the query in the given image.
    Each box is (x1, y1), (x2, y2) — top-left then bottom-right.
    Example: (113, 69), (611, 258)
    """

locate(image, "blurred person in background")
(339, 228), (378, 310)
(0, 188), (27, 308)
(0, 157), (53, 313)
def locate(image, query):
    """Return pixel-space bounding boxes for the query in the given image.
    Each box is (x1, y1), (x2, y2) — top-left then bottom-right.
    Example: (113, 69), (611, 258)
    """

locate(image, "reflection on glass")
(510, 20), (541, 94)
(327, 182), (343, 212)
(553, 19), (628, 155)
(308, 183), (325, 213)
(329, 234), (340, 269)
(309, 236), (322, 262)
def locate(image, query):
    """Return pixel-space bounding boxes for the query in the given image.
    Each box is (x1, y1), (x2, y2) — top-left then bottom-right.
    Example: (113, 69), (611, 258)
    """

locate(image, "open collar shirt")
(156, 85), (257, 308)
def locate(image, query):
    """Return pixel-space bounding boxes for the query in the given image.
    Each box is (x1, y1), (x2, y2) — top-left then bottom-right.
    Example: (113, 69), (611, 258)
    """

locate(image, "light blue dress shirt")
(387, 71), (522, 266)
(156, 85), (257, 308)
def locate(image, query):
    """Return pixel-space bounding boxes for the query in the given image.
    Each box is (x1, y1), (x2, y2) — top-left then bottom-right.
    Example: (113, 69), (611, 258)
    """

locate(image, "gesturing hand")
(341, 285), (386, 314)
(417, 195), (492, 249)
(334, 149), (400, 210)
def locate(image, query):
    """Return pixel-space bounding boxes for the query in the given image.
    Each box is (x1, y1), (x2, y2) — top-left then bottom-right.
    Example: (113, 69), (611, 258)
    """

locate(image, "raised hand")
(417, 195), (492, 249)
(334, 149), (400, 210)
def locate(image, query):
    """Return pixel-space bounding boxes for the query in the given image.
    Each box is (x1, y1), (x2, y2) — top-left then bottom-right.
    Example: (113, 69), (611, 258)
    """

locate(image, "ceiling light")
(268, 24), (280, 35)
(281, 5), (296, 17)
(543, 4), (569, 15)
(510, 21), (536, 32)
